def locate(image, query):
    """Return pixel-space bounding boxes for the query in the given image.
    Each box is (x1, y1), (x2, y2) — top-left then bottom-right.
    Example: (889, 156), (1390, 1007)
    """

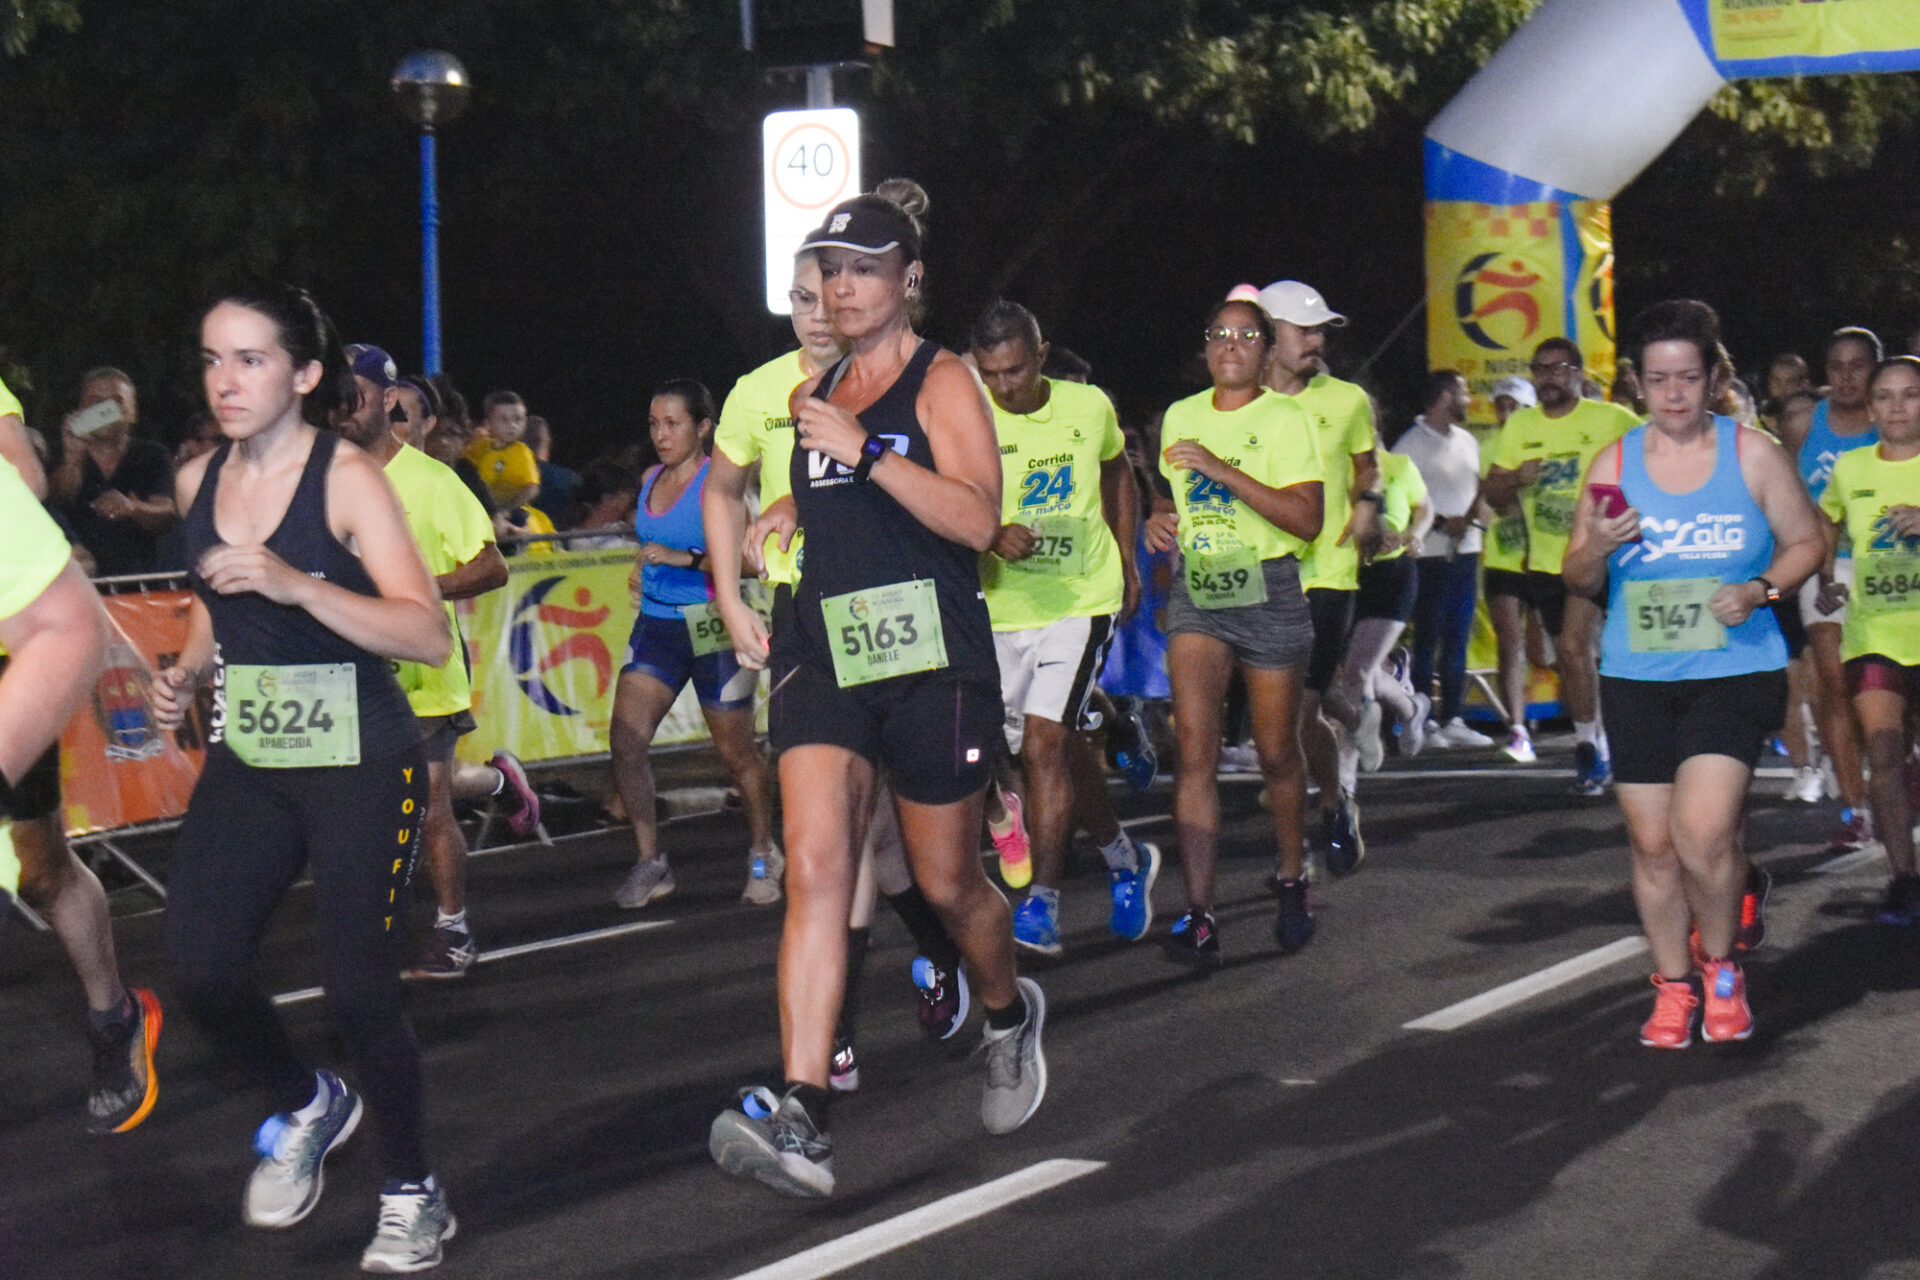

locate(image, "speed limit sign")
(763, 108), (861, 314)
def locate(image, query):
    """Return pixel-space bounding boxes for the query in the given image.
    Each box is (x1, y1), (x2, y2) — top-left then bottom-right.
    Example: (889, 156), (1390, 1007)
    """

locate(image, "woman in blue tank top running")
(708, 180), (1047, 1199)
(150, 286), (458, 1271)
(1564, 300), (1823, 1052)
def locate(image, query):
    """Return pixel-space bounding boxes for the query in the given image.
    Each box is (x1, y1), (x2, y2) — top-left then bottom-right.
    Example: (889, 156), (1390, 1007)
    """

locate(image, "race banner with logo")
(59, 590), (210, 837)
(1693, 0), (1920, 77)
(1424, 198), (1616, 434)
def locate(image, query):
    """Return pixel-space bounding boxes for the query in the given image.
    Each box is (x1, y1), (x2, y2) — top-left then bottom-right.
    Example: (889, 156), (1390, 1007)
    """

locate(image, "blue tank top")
(1799, 399), (1877, 561)
(1602, 416), (1786, 681)
(181, 432), (418, 761)
(633, 458), (712, 618)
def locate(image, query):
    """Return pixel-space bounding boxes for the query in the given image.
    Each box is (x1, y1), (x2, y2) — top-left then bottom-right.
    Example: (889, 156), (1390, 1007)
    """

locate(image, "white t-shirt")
(1393, 416), (1483, 557)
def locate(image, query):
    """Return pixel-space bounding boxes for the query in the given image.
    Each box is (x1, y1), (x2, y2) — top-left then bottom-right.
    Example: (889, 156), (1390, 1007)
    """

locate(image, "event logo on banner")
(60, 590), (209, 836)
(1710, 0), (1920, 65)
(1425, 198), (1616, 434)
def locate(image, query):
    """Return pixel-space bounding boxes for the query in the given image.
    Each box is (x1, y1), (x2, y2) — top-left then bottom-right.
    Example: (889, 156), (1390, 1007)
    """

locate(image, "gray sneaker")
(981, 977), (1047, 1135)
(244, 1070), (363, 1228)
(741, 845), (785, 905)
(709, 1086), (835, 1197)
(360, 1177), (456, 1273)
(614, 858), (675, 909)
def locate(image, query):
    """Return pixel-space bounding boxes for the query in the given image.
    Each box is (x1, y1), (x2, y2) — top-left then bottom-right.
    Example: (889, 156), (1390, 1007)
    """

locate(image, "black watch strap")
(1752, 575), (1780, 604)
(852, 435), (888, 482)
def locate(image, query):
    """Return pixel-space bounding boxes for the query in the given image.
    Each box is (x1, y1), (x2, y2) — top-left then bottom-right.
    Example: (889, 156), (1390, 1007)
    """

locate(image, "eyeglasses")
(1529, 359), (1579, 376)
(788, 290), (822, 313)
(1205, 326), (1266, 346)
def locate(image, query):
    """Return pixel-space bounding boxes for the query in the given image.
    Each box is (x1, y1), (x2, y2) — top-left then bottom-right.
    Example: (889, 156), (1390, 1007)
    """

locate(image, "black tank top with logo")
(779, 339), (996, 684)
(181, 431), (418, 762)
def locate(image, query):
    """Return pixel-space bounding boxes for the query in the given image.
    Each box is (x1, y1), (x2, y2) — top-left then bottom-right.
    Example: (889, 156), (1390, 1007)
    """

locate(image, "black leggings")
(166, 746), (430, 1181)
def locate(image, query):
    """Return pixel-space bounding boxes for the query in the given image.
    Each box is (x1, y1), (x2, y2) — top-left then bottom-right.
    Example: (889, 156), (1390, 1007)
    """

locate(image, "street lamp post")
(391, 51), (471, 376)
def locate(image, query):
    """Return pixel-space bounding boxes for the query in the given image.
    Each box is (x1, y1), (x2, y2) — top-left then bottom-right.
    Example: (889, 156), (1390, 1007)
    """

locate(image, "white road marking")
(725, 1159), (1107, 1280)
(1403, 936), (1650, 1032)
(270, 919), (674, 1006)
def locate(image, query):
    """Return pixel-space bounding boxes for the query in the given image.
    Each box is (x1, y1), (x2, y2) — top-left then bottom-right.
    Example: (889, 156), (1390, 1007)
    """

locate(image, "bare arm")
(0, 558), (106, 783)
(1562, 443), (1629, 598)
(1732, 425), (1826, 609)
(437, 542), (507, 601)
(700, 448), (771, 669)
(1100, 453), (1141, 620)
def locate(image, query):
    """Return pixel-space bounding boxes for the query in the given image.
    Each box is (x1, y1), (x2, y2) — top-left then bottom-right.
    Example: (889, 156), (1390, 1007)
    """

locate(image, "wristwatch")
(1750, 575), (1781, 604)
(852, 435), (889, 483)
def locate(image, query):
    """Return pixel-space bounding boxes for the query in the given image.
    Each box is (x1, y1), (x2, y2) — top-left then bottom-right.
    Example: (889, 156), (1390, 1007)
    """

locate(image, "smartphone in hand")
(1588, 482), (1641, 542)
(70, 400), (125, 438)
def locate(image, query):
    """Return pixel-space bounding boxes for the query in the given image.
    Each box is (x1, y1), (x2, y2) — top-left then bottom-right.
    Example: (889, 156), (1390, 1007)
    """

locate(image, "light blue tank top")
(1799, 399), (1877, 560)
(1602, 417), (1786, 682)
(634, 458), (712, 618)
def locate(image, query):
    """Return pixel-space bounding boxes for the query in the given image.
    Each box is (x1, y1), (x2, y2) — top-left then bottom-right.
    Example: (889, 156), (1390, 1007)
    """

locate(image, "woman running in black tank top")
(151, 286), (458, 1272)
(710, 182), (1049, 1200)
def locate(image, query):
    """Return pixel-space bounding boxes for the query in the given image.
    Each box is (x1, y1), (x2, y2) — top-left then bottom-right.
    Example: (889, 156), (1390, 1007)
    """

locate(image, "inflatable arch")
(1425, 0), (1920, 426)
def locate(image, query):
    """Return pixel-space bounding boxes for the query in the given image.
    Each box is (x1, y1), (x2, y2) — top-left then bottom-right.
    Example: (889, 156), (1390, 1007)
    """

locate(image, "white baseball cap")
(1491, 375), (1538, 407)
(1255, 280), (1347, 328)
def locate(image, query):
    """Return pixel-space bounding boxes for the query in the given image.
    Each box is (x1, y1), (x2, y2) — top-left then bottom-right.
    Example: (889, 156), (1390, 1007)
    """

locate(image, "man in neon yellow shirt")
(970, 302), (1158, 956)
(339, 346), (532, 979)
(1, 384), (162, 1132)
(1485, 337), (1639, 795)
(1256, 280), (1379, 876)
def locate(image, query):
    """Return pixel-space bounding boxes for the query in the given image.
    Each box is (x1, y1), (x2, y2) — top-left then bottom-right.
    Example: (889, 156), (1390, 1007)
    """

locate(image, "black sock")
(87, 989), (134, 1034)
(985, 999), (1025, 1032)
(785, 1082), (834, 1129)
(838, 927), (872, 1042)
(885, 886), (960, 971)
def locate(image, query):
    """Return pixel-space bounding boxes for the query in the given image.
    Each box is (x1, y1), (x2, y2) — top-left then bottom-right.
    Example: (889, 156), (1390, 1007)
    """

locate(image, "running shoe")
(1012, 892), (1063, 958)
(1162, 909), (1222, 970)
(1638, 974), (1699, 1049)
(1737, 865), (1771, 952)
(1573, 742), (1611, 797)
(1108, 841), (1161, 941)
(829, 1039), (859, 1094)
(1700, 958), (1754, 1042)
(1435, 717), (1493, 749)
(741, 845), (785, 905)
(87, 987), (162, 1135)
(1217, 743), (1261, 774)
(1785, 765), (1825, 805)
(613, 857), (675, 909)
(405, 924), (476, 981)
(245, 1070), (364, 1228)
(709, 1086), (835, 1198)
(1111, 700), (1159, 792)
(980, 978), (1047, 1135)
(1273, 877), (1316, 955)
(1321, 795), (1365, 877)
(1502, 727), (1536, 765)
(990, 789), (1032, 889)
(1401, 693), (1431, 758)
(912, 956), (969, 1040)
(1355, 700), (1385, 773)
(1387, 646), (1415, 699)
(1422, 719), (1450, 750)
(1828, 807), (1875, 853)
(489, 750), (541, 838)
(1877, 875), (1920, 926)
(360, 1176), (456, 1273)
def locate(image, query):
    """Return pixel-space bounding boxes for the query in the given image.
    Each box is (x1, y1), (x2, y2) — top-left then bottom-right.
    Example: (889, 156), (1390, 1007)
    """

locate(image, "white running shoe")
(1356, 700), (1385, 773)
(360, 1177), (455, 1273)
(1786, 765), (1824, 804)
(1502, 727), (1537, 764)
(1402, 693), (1431, 757)
(741, 845), (785, 905)
(1437, 717), (1494, 749)
(1421, 719), (1449, 749)
(1218, 743), (1261, 774)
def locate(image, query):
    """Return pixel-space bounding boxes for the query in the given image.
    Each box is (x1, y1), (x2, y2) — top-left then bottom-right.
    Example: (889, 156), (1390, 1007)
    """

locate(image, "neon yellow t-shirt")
(1160, 388), (1324, 564)
(465, 437), (540, 509)
(1821, 444), (1920, 665)
(1488, 398), (1639, 575)
(0, 375), (22, 422)
(1481, 439), (1529, 574)
(385, 444), (496, 716)
(715, 349), (809, 587)
(0, 456), (71, 620)
(1290, 374), (1375, 591)
(1374, 448), (1427, 563)
(981, 379), (1126, 630)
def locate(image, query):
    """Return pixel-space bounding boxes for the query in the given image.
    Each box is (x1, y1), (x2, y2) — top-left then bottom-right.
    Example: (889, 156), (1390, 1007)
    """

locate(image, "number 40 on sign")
(763, 107), (861, 316)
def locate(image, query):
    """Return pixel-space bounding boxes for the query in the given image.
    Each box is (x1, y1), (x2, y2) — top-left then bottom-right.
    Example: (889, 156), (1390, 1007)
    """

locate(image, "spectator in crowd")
(49, 368), (175, 576)
(526, 415), (581, 528)
(465, 390), (540, 514)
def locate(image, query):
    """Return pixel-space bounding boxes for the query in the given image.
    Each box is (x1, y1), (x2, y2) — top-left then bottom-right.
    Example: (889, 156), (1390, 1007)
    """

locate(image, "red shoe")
(1736, 865), (1770, 952)
(1700, 958), (1754, 1043)
(1639, 974), (1699, 1049)
(491, 750), (542, 838)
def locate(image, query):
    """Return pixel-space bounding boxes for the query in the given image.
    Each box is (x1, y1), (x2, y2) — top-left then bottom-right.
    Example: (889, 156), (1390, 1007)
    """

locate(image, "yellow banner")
(1710, 0), (1920, 64)
(1425, 199), (1615, 433)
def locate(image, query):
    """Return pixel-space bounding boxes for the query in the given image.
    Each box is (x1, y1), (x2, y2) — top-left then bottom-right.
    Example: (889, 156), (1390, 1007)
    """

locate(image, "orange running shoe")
(1701, 958), (1754, 1042)
(990, 788), (1032, 889)
(1639, 973), (1699, 1049)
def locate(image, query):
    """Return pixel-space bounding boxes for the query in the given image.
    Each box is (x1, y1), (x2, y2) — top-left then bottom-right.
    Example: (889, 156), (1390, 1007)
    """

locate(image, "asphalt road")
(5, 740), (1918, 1280)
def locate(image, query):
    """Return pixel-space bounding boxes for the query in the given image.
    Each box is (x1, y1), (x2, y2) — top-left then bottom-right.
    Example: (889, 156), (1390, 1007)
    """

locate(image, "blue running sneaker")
(1109, 841), (1161, 941)
(1012, 892), (1063, 958)
(1112, 701), (1158, 792)
(1573, 742), (1612, 797)
(1878, 875), (1920, 927)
